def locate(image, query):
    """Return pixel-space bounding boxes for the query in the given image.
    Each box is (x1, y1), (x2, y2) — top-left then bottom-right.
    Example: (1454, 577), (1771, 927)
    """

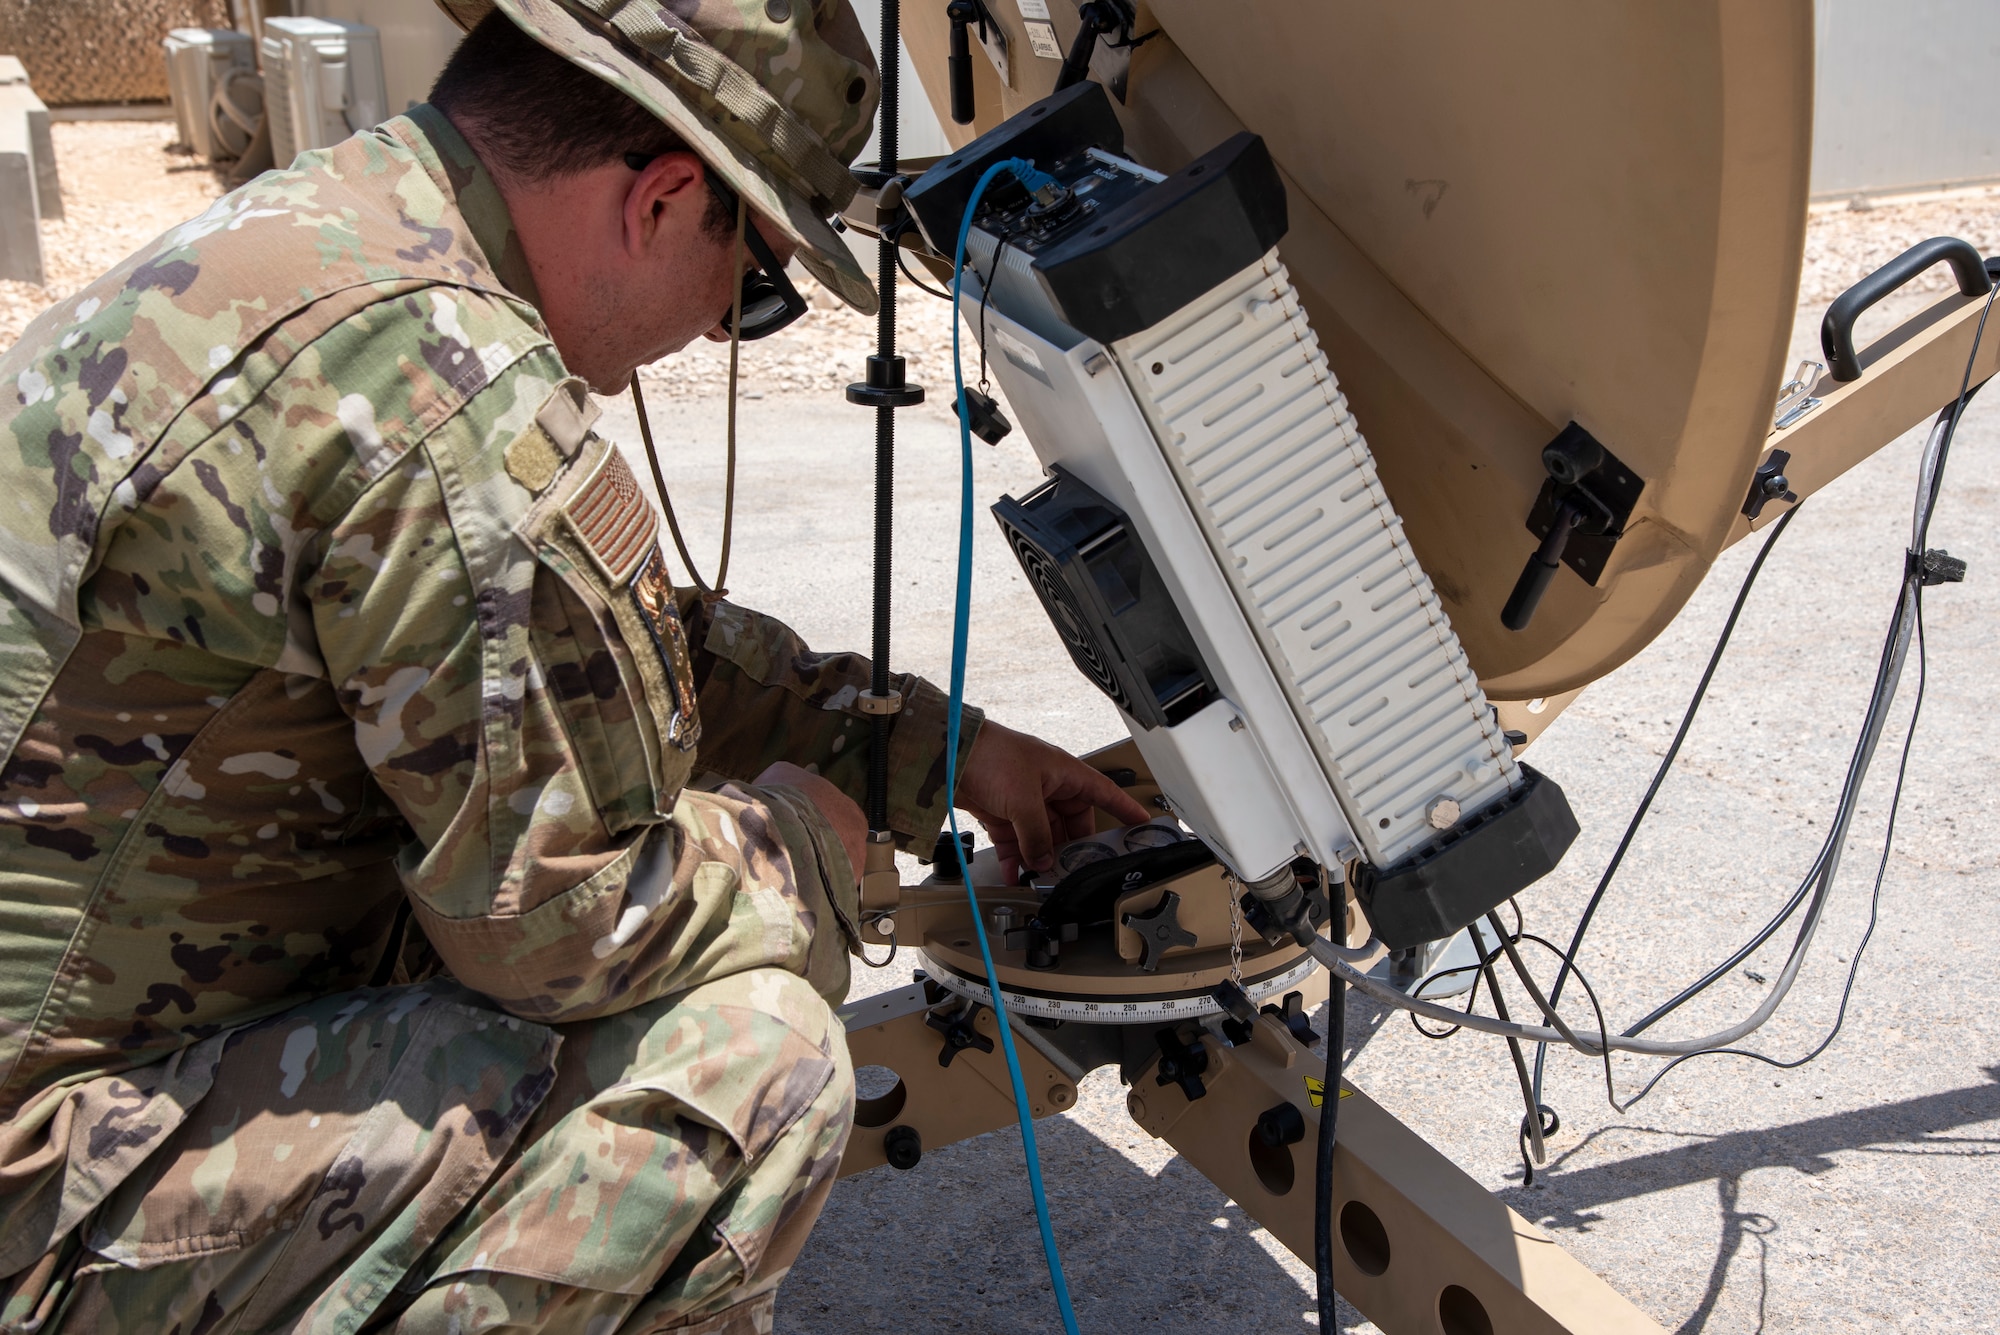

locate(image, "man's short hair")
(431, 11), (730, 233)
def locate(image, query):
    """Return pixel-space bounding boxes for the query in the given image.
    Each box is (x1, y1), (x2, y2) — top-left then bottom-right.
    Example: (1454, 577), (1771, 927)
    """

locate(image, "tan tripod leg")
(1129, 1014), (1665, 1335)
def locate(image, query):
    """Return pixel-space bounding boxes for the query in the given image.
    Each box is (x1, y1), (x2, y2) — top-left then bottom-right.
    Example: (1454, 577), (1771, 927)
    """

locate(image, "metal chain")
(1224, 874), (1246, 989)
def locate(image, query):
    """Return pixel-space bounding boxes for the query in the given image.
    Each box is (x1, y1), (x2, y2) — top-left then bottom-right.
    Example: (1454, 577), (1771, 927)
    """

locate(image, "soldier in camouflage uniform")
(0, 0), (1149, 1330)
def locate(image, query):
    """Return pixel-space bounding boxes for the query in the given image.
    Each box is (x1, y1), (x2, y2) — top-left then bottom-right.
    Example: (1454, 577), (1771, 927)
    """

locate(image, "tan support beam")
(1731, 288), (2000, 547)
(1128, 1015), (1665, 1335)
(837, 982), (1078, 1177)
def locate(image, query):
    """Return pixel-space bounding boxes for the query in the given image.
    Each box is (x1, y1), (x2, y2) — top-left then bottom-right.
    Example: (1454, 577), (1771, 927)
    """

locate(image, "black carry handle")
(1822, 236), (1993, 382)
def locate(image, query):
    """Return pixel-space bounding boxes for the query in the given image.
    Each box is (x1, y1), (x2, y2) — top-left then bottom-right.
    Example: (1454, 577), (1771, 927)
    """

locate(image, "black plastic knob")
(883, 1124), (923, 1171)
(927, 829), (976, 880)
(946, 0), (977, 125)
(1256, 1102), (1307, 1148)
(1542, 433), (1605, 487)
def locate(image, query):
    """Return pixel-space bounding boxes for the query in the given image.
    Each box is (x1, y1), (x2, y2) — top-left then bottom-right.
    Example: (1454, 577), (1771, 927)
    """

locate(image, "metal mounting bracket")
(1523, 422), (1645, 588)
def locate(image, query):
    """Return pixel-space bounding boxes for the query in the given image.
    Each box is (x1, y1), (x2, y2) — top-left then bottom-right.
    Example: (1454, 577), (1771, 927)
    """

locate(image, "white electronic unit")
(161, 27), (255, 161)
(260, 16), (388, 168)
(295, 0), (464, 117)
(904, 85), (1578, 950)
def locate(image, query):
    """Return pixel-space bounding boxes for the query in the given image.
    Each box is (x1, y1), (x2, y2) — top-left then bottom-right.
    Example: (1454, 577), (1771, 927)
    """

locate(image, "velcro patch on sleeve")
(564, 446), (659, 586)
(504, 425), (565, 494)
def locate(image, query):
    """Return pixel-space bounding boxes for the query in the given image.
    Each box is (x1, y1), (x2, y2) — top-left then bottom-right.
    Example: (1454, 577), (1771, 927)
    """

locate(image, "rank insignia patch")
(630, 547), (701, 751)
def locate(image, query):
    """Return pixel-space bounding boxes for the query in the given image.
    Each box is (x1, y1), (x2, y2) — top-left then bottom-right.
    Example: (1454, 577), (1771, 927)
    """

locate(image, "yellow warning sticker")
(1304, 1076), (1354, 1108)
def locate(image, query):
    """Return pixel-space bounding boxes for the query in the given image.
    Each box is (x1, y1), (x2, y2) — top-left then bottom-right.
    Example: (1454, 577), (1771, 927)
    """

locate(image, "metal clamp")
(860, 830), (901, 912)
(858, 689), (904, 716)
(1773, 360), (1824, 430)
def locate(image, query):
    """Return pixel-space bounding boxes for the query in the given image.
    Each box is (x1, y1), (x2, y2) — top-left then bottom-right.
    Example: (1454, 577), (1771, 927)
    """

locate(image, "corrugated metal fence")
(1813, 0), (2000, 199)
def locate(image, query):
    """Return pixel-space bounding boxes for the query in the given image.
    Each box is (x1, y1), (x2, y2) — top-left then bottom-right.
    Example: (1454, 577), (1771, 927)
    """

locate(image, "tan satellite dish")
(896, 1), (1998, 717)
(836, 10), (2000, 1326)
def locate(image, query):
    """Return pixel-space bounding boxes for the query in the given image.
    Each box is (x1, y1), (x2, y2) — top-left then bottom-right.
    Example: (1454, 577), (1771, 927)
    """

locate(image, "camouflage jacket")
(0, 106), (975, 1120)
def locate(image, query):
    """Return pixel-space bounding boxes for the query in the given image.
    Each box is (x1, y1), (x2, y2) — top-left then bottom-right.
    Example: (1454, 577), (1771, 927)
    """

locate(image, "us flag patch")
(565, 447), (657, 585)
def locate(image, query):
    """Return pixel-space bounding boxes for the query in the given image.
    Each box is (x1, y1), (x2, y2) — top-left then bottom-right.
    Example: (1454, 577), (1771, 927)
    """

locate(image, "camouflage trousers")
(0, 970), (855, 1334)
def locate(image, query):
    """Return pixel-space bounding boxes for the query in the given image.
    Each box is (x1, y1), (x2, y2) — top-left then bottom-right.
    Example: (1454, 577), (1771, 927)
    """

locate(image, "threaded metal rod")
(866, 0), (902, 834)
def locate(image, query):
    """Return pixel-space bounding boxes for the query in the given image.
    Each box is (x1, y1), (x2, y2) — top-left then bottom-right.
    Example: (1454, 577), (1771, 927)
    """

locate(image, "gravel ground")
(0, 121), (223, 348)
(10, 120), (1998, 375)
(8, 120), (2000, 1334)
(0, 121), (966, 390)
(1803, 185), (2000, 308)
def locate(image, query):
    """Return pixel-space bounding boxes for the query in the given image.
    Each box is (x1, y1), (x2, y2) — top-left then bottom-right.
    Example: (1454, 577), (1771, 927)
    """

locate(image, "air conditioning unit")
(260, 16), (387, 169)
(295, 0), (464, 118)
(161, 28), (254, 161)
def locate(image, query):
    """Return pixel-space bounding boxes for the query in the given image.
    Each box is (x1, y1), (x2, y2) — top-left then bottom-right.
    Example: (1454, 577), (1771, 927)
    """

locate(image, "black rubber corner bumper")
(1352, 764), (1579, 951)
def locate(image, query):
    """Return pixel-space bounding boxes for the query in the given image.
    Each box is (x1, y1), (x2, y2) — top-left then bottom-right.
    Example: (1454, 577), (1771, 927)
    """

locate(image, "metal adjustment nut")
(857, 689), (904, 716)
(1426, 798), (1462, 831)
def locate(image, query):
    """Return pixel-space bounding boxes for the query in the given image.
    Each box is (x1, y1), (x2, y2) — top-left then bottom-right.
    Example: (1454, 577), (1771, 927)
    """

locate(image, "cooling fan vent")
(993, 466), (1215, 730)
(1001, 518), (1133, 712)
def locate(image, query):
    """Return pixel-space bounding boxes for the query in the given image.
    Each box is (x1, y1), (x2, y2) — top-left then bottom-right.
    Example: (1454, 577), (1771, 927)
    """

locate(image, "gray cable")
(1309, 540), (1920, 1057)
(1309, 374), (1952, 1061)
(1317, 525), (1917, 1058)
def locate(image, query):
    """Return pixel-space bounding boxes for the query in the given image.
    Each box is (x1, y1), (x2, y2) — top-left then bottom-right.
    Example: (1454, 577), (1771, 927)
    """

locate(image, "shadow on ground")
(1508, 1065), (2000, 1334)
(779, 1085), (1378, 1333)
(778, 984), (1479, 1332)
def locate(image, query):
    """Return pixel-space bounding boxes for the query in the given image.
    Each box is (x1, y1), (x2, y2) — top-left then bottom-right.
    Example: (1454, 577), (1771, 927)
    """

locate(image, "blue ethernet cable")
(942, 156), (1082, 1335)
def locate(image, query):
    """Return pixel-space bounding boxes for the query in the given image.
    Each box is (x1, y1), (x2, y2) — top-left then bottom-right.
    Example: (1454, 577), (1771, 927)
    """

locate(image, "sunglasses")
(625, 153), (810, 341)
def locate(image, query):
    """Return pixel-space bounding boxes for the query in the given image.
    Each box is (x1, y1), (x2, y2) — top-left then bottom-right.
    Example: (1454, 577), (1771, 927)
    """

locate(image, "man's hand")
(955, 722), (1153, 882)
(755, 762), (868, 885)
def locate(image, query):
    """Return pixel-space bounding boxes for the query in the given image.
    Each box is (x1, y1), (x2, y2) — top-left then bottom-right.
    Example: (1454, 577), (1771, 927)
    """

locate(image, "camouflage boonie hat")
(435, 0), (882, 314)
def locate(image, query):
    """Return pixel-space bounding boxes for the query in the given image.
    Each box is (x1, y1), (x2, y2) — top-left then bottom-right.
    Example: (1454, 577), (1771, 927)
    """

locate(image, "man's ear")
(624, 150), (708, 260)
